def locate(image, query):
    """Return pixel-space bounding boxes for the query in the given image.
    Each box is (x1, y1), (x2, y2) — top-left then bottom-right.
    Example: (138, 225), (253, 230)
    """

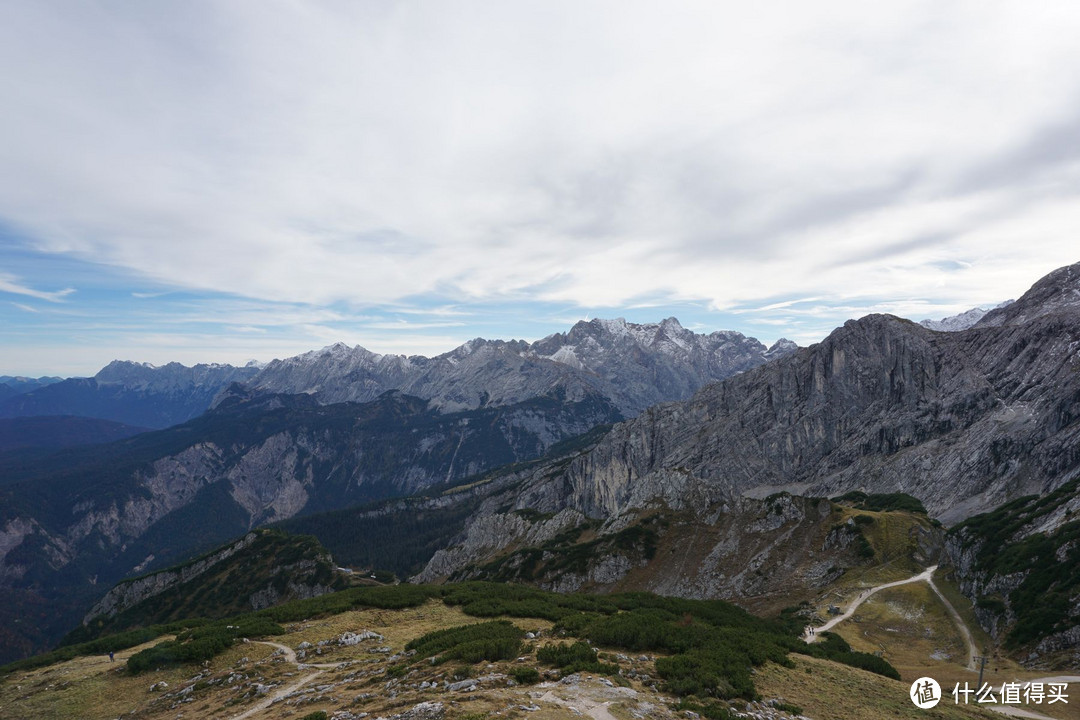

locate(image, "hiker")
(108, 651), (114, 662)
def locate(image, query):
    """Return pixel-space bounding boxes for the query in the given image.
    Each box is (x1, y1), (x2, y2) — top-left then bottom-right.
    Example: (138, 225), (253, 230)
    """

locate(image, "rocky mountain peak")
(976, 260), (1080, 328)
(246, 317), (798, 417)
(765, 338), (798, 357)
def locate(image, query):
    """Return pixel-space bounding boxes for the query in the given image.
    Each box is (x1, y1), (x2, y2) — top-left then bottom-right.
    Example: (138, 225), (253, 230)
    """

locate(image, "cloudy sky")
(2, 1), (1079, 376)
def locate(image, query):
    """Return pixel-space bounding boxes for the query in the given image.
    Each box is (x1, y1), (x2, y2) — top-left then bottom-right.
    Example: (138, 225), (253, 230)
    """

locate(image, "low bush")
(405, 620), (522, 664)
(510, 666), (540, 684)
(537, 641), (618, 675)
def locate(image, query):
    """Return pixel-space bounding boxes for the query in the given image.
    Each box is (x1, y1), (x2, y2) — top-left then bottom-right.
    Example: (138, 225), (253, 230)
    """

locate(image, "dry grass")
(0, 637), (190, 720)
(832, 582), (967, 677)
(5, 592), (1073, 720)
(932, 567), (996, 655)
(756, 654), (1000, 720)
(824, 582), (1080, 720)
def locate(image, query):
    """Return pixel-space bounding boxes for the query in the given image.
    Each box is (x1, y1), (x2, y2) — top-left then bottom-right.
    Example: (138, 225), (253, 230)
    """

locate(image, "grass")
(829, 582), (967, 680)
(932, 567), (995, 655)
(755, 654), (1000, 720)
(9, 582), (1065, 720)
(0, 638), (192, 720)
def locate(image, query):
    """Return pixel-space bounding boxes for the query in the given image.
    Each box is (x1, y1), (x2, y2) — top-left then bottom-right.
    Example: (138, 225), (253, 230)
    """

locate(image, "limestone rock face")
(416, 262), (1080, 598)
(83, 532), (260, 621)
(521, 262), (1080, 524)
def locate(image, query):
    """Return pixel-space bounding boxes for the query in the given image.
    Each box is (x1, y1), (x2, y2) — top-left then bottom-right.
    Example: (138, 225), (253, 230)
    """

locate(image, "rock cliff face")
(518, 262), (1080, 525)
(416, 484), (942, 614)
(247, 317), (796, 417)
(943, 476), (1080, 664)
(416, 262), (1080, 598)
(0, 387), (619, 662)
(83, 532), (261, 622)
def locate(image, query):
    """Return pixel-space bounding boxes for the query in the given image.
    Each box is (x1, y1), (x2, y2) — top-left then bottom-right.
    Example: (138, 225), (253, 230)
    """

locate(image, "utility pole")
(975, 647), (988, 689)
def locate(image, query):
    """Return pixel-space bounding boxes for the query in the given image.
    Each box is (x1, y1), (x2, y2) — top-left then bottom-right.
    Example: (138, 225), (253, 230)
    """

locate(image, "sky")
(2, 1), (1080, 377)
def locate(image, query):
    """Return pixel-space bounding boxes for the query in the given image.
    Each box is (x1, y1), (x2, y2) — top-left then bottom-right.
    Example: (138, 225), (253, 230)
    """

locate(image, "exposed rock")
(247, 317), (796, 417)
(385, 701), (444, 720)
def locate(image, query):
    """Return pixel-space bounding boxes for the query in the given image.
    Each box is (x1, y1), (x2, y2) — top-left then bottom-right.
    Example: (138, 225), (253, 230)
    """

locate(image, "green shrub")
(537, 641), (618, 675)
(510, 666), (540, 684)
(126, 619), (284, 674)
(406, 620), (522, 664)
(794, 632), (900, 680)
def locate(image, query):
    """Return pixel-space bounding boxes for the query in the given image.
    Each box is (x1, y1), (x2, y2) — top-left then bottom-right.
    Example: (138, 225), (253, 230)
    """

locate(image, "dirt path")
(804, 565), (984, 671)
(985, 704), (1059, 720)
(252, 640), (344, 670)
(926, 575), (977, 670)
(256, 641), (296, 663)
(223, 641), (350, 720)
(538, 689), (620, 720)
(984, 676), (1080, 720)
(228, 669), (323, 720)
(804, 565), (937, 641)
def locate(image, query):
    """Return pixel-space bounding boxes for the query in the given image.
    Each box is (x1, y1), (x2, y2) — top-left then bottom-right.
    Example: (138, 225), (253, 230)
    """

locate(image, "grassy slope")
(1, 595), (1010, 720)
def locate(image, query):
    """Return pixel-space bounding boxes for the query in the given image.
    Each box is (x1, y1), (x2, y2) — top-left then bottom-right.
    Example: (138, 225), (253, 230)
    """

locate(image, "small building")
(828, 605), (842, 615)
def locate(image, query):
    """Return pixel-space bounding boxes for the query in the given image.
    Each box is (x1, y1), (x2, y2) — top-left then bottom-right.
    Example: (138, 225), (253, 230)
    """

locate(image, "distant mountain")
(0, 416), (149, 452)
(248, 317), (797, 417)
(0, 361), (260, 429)
(0, 376), (63, 402)
(0, 385), (620, 663)
(919, 300), (1013, 331)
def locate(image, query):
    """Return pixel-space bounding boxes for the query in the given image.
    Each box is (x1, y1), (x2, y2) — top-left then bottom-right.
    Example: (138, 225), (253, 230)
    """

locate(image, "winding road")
(803, 570), (1080, 720)
(803, 565), (978, 670)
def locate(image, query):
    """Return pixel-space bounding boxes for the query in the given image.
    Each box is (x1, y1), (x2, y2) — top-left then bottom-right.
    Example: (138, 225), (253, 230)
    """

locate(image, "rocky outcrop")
(943, 475), (1080, 662)
(419, 486), (942, 610)
(417, 262), (1080, 597)
(415, 507), (587, 583)
(77, 529), (344, 639)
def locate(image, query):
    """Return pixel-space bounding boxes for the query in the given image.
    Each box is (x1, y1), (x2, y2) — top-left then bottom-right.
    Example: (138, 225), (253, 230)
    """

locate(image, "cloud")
(0, 273), (75, 302)
(364, 320), (467, 330)
(1, 0), (1080, 369)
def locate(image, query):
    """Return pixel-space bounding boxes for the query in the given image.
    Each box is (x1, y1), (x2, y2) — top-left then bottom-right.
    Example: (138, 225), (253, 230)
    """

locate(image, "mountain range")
(406, 262), (1080, 588)
(0, 362), (261, 429)
(1, 263), (1078, 671)
(918, 300), (1014, 331)
(0, 319), (794, 433)
(247, 317), (797, 416)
